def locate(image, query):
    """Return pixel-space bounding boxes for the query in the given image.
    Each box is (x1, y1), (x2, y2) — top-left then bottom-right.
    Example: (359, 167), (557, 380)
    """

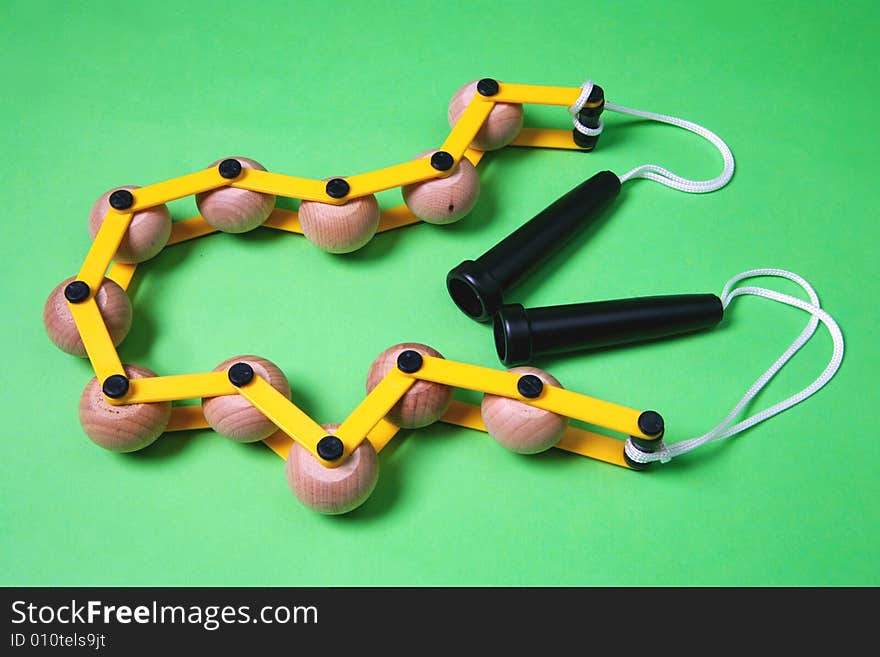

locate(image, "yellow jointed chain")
(66, 80), (661, 470)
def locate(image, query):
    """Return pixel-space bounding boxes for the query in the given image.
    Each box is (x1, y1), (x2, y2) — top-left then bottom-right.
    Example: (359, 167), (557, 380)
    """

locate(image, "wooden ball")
(286, 423), (379, 515)
(79, 365), (171, 452)
(366, 343), (454, 428)
(401, 150), (480, 224)
(481, 367), (568, 454)
(43, 276), (132, 357)
(88, 185), (172, 263)
(195, 157), (276, 233)
(448, 80), (524, 151)
(299, 186), (380, 253)
(202, 355), (290, 442)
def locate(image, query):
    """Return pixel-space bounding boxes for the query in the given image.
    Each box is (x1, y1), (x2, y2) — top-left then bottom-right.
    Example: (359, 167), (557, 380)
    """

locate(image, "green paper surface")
(1, 0), (877, 586)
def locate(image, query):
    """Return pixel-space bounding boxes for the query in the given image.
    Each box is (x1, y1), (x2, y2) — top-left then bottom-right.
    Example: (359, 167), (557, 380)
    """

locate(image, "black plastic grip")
(446, 170), (621, 322)
(494, 294), (724, 366)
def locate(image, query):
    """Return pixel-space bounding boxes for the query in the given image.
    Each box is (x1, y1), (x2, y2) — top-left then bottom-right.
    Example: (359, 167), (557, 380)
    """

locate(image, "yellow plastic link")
(166, 405), (211, 432)
(77, 210), (132, 289)
(334, 368), (416, 448)
(125, 371), (236, 404)
(463, 147), (485, 166)
(168, 216), (218, 244)
(107, 262), (137, 291)
(512, 128), (589, 151)
(376, 205), (421, 232)
(346, 158), (439, 197)
(440, 400), (631, 468)
(67, 296), (125, 381)
(492, 83), (582, 106)
(414, 356), (648, 438)
(230, 169), (332, 203)
(131, 168), (228, 211)
(234, 376), (335, 465)
(441, 96), (495, 160)
(262, 208), (301, 233)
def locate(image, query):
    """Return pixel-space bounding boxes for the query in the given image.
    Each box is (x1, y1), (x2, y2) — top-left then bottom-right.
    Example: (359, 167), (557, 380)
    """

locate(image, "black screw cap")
(430, 151), (454, 171)
(325, 178), (350, 199)
(108, 189), (134, 210)
(218, 158), (243, 179)
(638, 410), (665, 437)
(102, 374), (130, 399)
(317, 435), (344, 461)
(228, 362), (255, 387)
(64, 280), (90, 303)
(476, 78), (500, 96)
(396, 350), (424, 373)
(517, 374), (544, 399)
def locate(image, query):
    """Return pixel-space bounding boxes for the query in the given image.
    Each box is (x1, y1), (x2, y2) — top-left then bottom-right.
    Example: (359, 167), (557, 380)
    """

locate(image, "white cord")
(569, 79), (735, 193)
(624, 269), (845, 465)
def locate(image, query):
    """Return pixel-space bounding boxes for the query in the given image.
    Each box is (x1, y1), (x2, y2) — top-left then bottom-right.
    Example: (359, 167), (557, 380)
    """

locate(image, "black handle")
(446, 170), (621, 322)
(494, 294), (724, 366)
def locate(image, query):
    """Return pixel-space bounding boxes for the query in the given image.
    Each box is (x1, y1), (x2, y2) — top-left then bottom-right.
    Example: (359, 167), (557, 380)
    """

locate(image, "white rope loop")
(570, 79), (735, 193)
(625, 269), (845, 465)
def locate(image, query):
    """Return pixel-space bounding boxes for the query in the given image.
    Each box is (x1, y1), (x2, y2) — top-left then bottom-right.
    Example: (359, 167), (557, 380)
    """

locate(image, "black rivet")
(638, 410), (665, 437)
(517, 374), (543, 399)
(476, 78), (500, 96)
(396, 350), (424, 373)
(64, 280), (90, 303)
(228, 362), (254, 387)
(430, 151), (454, 171)
(317, 435), (344, 461)
(325, 178), (350, 199)
(108, 189), (134, 210)
(218, 158), (243, 179)
(102, 374), (130, 399)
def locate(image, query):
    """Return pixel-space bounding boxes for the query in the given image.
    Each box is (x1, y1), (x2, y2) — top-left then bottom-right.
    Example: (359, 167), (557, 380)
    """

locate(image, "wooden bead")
(481, 367), (568, 454)
(366, 343), (454, 428)
(79, 365), (171, 452)
(88, 185), (172, 263)
(202, 355), (290, 442)
(448, 80), (524, 151)
(286, 423), (379, 515)
(299, 186), (380, 253)
(195, 157), (276, 233)
(401, 150), (480, 224)
(43, 276), (132, 357)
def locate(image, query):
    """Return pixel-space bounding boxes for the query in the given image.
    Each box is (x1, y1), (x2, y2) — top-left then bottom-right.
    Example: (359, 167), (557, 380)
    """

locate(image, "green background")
(2, 0), (877, 586)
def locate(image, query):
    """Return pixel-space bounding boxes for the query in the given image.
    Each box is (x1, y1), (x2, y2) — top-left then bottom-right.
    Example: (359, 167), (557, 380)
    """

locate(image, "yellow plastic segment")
(166, 405), (211, 432)
(377, 205), (421, 232)
(441, 96), (495, 160)
(365, 418), (401, 453)
(125, 371), (236, 404)
(512, 128), (590, 151)
(77, 210), (132, 289)
(131, 169), (228, 211)
(463, 147), (485, 167)
(107, 262), (137, 291)
(168, 216), (218, 244)
(234, 376), (334, 465)
(346, 158), (438, 198)
(492, 83), (582, 106)
(66, 296), (125, 381)
(334, 369), (416, 448)
(263, 430), (294, 459)
(262, 208), (301, 233)
(414, 356), (648, 438)
(440, 400), (631, 468)
(230, 169), (331, 203)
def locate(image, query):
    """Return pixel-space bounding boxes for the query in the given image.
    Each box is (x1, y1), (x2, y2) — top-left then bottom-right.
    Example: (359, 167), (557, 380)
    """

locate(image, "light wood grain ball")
(286, 423), (379, 515)
(79, 365), (171, 452)
(401, 150), (480, 224)
(195, 157), (276, 233)
(88, 185), (172, 263)
(448, 79), (524, 151)
(43, 276), (132, 357)
(366, 342), (454, 429)
(481, 366), (568, 454)
(299, 187), (380, 253)
(202, 355), (290, 443)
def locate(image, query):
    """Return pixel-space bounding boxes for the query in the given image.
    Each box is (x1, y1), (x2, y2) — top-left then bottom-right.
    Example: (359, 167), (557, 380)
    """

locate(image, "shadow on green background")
(1, 0), (877, 585)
